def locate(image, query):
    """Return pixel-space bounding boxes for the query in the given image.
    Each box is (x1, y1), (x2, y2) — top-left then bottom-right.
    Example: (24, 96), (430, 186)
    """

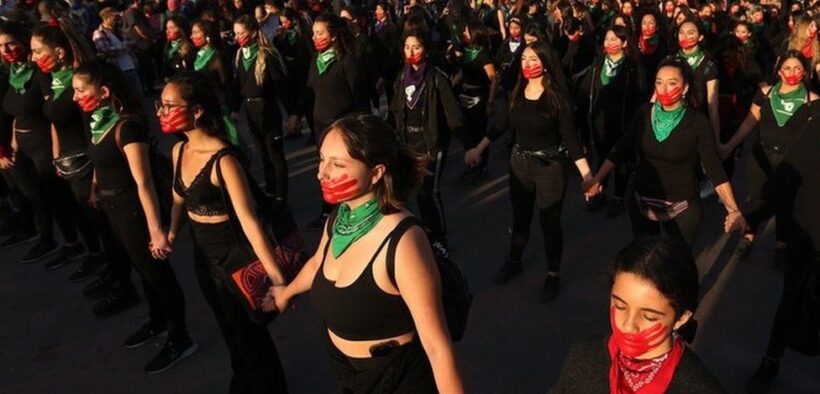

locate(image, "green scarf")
(600, 56), (623, 86)
(331, 199), (384, 258)
(241, 43), (259, 71)
(462, 46), (483, 63)
(89, 106), (121, 145)
(679, 47), (704, 69)
(50, 68), (73, 99)
(9, 62), (34, 94)
(770, 81), (806, 127)
(194, 46), (216, 71)
(284, 29), (298, 45)
(651, 101), (686, 142)
(166, 39), (181, 60)
(316, 48), (337, 75)
(221, 110), (241, 147)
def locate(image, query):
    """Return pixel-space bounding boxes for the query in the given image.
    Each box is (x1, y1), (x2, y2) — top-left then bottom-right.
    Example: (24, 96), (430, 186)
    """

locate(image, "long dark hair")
(167, 72), (231, 143)
(656, 56), (700, 109)
(0, 21), (32, 56)
(465, 19), (490, 48)
(319, 114), (429, 215)
(191, 19), (225, 54)
(510, 42), (563, 117)
(604, 24), (639, 62)
(74, 60), (142, 116)
(774, 49), (811, 84)
(314, 13), (355, 57)
(609, 236), (699, 319)
(32, 22), (94, 69)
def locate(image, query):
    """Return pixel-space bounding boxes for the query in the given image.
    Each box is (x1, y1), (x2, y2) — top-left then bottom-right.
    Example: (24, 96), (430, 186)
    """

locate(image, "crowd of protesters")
(0, 0), (819, 392)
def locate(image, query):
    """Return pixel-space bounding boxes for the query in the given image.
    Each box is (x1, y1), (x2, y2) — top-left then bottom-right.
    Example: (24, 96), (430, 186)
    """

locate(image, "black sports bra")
(311, 213), (416, 341)
(173, 142), (231, 217)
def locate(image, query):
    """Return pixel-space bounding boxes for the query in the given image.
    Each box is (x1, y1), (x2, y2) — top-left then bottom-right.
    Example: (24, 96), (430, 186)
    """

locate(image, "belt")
(245, 97), (265, 102)
(512, 144), (568, 164)
(97, 187), (135, 197)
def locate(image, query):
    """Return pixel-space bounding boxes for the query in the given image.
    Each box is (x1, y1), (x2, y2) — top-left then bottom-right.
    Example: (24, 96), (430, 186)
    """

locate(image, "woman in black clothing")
(587, 58), (743, 245)
(550, 237), (725, 393)
(162, 15), (194, 80)
(636, 9), (668, 90)
(190, 19), (231, 99)
(495, 16), (524, 95)
(371, 2), (401, 106)
(579, 25), (645, 217)
(233, 15), (288, 203)
(163, 73), (289, 393)
(0, 22), (82, 264)
(675, 19), (720, 150)
(72, 62), (195, 373)
(719, 52), (818, 259)
(466, 42), (593, 302)
(271, 114), (464, 393)
(452, 19), (498, 181)
(30, 23), (109, 279)
(388, 29), (465, 256)
(275, 7), (312, 139)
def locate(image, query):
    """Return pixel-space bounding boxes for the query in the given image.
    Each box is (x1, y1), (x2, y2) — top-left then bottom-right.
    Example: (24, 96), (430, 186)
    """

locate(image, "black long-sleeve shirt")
(608, 103), (728, 201)
(234, 50), (285, 101)
(307, 52), (369, 130)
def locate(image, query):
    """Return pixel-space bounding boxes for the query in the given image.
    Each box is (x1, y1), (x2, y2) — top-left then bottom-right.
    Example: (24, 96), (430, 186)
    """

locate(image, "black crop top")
(173, 142), (231, 217)
(87, 118), (146, 191)
(311, 214), (415, 341)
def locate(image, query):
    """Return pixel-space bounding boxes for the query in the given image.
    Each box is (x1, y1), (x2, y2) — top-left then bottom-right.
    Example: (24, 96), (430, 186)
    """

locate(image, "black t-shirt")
(496, 93), (583, 160)
(691, 56), (718, 111)
(752, 88), (812, 149)
(3, 69), (50, 132)
(609, 104), (728, 201)
(307, 53), (367, 130)
(43, 79), (89, 154)
(235, 51), (284, 100)
(87, 119), (147, 190)
(459, 47), (492, 97)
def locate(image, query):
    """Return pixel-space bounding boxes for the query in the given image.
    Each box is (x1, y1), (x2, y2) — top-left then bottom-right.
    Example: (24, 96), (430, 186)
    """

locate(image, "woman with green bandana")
(586, 58), (742, 245)
(189, 19), (231, 104)
(162, 15), (194, 81)
(274, 7), (312, 139)
(271, 114), (464, 393)
(0, 21), (83, 265)
(719, 52), (819, 260)
(72, 61), (195, 373)
(31, 23), (109, 281)
(579, 25), (645, 217)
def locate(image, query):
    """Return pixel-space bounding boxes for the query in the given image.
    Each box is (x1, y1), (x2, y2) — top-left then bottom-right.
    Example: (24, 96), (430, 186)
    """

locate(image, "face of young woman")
(317, 129), (379, 203)
(166, 21), (181, 39)
(30, 37), (60, 73)
(71, 75), (107, 112)
(779, 57), (805, 85)
(734, 25), (752, 41)
(610, 272), (690, 356)
(678, 22), (701, 47)
(523, 33), (538, 45)
(191, 24), (206, 44)
(641, 15), (657, 35)
(403, 36), (424, 61)
(157, 82), (197, 134)
(603, 31), (625, 54)
(621, 3), (633, 16)
(0, 34), (25, 63)
(655, 66), (688, 104)
(312, 21), (330, 42)
(509, 23), (521, 38)
(233, 23), (254, 46)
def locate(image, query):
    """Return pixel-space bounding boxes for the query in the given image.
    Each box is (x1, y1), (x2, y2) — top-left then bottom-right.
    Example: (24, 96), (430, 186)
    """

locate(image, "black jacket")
(388, 66), (465, 153)
(550, 336), (726, 393)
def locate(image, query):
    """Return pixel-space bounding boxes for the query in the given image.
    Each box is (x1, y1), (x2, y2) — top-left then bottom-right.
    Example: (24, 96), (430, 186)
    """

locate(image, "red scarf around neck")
(608, 335), (685, 394)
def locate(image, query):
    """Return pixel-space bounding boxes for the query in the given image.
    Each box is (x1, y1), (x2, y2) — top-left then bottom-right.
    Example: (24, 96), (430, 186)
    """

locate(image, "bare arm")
(706, 79), (720, 142)
(50, 124), (60, 159)
(497, 10), (507, 40)
(395, 226), (464, 393)
(168, 142), (184, 246)
(122, 142), (168, 257)
(714, 182), (740, 214)
(484, 63), (499, 107)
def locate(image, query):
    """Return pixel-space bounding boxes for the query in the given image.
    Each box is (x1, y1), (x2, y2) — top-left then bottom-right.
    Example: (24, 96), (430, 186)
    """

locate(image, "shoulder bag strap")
(213, 151), (247, 245)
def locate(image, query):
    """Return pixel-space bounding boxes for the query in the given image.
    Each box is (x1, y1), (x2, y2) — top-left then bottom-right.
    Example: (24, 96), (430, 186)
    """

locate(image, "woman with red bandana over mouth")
(551, 237), (724, 393)
(162, 16), (194, 81)
(495, 17), (524, 94)
(786, 15), (820, 90)
(189, 20), (231, 105)
(271, 114), (465, 393)
(305, 13), (369, 231)
(587, 58), (743, 245)
(719, 52), (819, 262)
(71, 61), (196, 374)
(676, 20), (721, 153)
(636, 11), (669, 84)
(578, 25), (646, 217)
(161, 73), (290, 392)
(370, 2), (401, 108)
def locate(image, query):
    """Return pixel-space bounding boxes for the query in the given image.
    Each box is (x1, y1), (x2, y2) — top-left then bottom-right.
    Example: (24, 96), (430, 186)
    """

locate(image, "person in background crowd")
(93, 7), (143, 99)
(275, 6), (312, 139)
(162, 14), (193, 80)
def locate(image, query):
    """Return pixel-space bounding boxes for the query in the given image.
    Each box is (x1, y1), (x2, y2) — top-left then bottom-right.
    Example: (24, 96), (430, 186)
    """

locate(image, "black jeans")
(591, 130), (629, 199)
(416, 147), (448, 242)
(189, 220), (288, 394)
(244, 99), (289, 201)
(99, 188), (188, 342)
(0, 169), (34, 232)
(66, 173), (107, 254)
(747, 144), (792, 243)
(508, 154), (567, 273)
(627, 194), (703, 245)
(462, 97), (489, 171)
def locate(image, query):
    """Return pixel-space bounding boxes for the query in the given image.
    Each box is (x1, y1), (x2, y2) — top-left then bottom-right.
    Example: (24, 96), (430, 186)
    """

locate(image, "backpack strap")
(385, 216), (422, 289)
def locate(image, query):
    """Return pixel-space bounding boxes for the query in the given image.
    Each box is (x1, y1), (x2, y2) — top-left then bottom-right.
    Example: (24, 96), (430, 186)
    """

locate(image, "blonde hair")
(234, 15), (287, 86)
(789, 15), (820, 65)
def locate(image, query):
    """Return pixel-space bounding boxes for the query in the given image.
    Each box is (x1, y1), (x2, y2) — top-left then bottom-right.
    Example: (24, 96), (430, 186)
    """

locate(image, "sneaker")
(606, 197), (625, 217)
(745, 356), (780, 394)
(1, 230), (38, 249)
(541, 275), (560, 303)
(735, 237), (755, 259)
(44, 243), (86, 271)
(82, 273), (116, 298)
(144, 339), (198, 375)
(69, 254), (105, 282)
(307, 212), (329, 231)
(124, 323), (168, 349)
(492, 261), (523, 285)
(92, 286), (140, 318)
(20, 239), (60, 264)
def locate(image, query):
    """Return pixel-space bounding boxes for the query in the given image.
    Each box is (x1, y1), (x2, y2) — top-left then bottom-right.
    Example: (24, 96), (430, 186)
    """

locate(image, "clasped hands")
(262, 284), (290, 313)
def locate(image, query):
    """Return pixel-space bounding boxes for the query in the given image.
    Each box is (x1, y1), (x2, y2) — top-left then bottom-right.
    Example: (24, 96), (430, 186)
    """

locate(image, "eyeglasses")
(154, 101), (190, 115)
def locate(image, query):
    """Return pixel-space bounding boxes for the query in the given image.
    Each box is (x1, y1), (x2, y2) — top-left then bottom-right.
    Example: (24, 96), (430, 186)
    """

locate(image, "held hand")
(583, 181), (603, 200)
(0, 156), (14, 170)
(148, 230), (172, 260)
(267, 285), (291, 314)
(717, 144), (733, 161)
(724, 211), (747, 233)
(464, 148), (483, 167)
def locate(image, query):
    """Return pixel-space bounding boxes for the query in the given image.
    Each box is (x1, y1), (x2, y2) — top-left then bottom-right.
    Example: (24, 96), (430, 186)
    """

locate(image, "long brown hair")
(510, 42), (563, 117)
(32, 19), (94, 69)
(789, 14), (820, 66)
(233, 15), (285, 86)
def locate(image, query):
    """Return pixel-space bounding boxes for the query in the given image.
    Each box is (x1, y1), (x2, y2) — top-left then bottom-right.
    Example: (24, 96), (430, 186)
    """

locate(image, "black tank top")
(173, 142), (231, 217)
(311, 214), (415, 341)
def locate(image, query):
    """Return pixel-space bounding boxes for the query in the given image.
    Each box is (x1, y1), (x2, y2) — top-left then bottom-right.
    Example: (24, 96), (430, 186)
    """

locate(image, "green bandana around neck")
(770, 81), (806, 127)
(651, 101), (686, 142)
(9, 62), (34, 94)
(50, 68), (73, 99)
(241, 43), (259, 71)
(194, 46), (216, 71)
(331, 199), (384, 258)
(316, 48), (337, 75)
(89, 106), (121, 145)
(600, 56), (623, 86)
(285, 29), (298, 45)
(166, 39), (181, 60)
(679, 47), (704, 69)
(462, 46), (483, 63)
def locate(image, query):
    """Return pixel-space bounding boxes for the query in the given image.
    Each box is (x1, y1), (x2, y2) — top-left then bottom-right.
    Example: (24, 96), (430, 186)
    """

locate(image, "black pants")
(244, 99), (288, 201)
(627, 194), (702, 245)
(68, 174), (117, 255)
(11, 134), (79, 243)
(99, 188), (188, 342)
(508, 155), (567, 273)
(764, 241), (815, 359)
(462, 98), (489, 171)
(190, 220), (289, 394)
(591, 131), (628, 199)
(747, 144), (792, 243)
(0, 169), (34, 231)
(416, 147), (448, 242)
